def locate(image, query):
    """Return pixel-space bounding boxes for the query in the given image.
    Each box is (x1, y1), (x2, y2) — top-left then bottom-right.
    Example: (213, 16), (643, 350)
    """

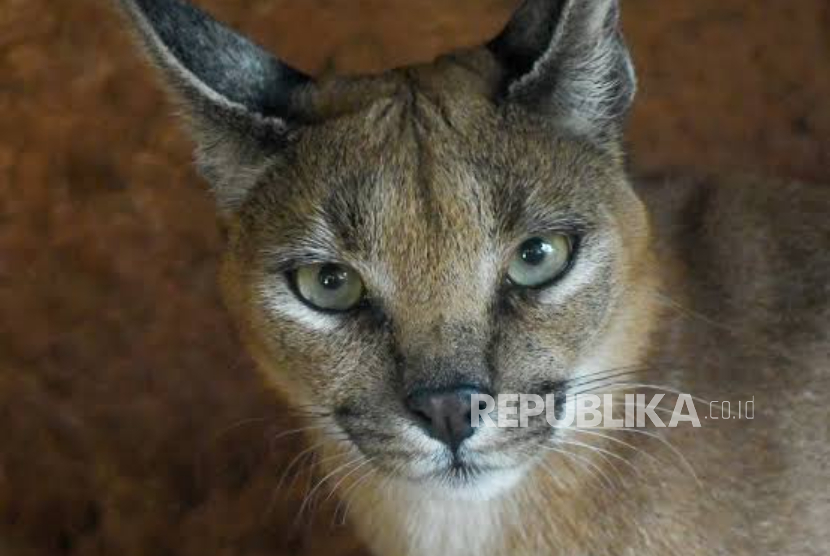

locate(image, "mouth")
(381, 453), (528, 501)
(415, 457), (490, 482)
(331, 404), (540, 499)
(425, 463), (527, 500)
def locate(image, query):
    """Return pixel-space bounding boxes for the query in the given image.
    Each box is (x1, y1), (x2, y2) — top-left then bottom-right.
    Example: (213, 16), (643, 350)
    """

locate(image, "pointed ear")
(118, 0), (312, 210)
(489, 0), (635, 143)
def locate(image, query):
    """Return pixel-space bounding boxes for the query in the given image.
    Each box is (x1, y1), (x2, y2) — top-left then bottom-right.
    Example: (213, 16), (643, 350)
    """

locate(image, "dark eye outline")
(505, 234), (581, 291)
(285, 263), (368, 314)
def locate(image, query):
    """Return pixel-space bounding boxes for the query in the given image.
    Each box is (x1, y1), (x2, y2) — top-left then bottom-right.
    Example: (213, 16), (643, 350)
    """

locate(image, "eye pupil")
(293, 262), (364, 312)
(520, 238), (551, 266)
(318, 264), (347, 290)
(507, 233), (573, 288)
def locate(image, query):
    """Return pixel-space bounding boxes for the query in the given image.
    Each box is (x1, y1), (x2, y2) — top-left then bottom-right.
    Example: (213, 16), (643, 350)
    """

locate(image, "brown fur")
(115, 0), (830, 554)
(224, 61), (830, 556)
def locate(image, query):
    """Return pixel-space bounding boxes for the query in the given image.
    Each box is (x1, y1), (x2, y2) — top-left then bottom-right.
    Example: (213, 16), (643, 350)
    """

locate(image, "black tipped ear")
(118, 0), (312, 210)
(489, 0), (636, 143)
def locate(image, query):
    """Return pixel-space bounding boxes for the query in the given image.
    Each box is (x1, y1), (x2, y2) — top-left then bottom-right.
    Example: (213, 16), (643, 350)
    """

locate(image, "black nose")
(406, 387), (482, 450)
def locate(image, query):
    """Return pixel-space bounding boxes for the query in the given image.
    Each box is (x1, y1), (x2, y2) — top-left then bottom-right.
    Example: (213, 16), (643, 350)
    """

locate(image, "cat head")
(120, 0), (655, 498)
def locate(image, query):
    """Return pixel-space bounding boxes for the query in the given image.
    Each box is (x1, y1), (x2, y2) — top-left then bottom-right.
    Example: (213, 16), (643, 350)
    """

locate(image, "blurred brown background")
(0, 1), (828, 555)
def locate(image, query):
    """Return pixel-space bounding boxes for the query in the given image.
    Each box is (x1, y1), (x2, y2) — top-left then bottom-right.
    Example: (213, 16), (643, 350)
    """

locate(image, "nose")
(405, 387), (483, 451)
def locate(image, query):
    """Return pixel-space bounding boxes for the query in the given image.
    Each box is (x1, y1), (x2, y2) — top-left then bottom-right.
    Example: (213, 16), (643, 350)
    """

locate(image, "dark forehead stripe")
(316, 96), (414, 254)
(321, 172), (382, 254)
(318, 92), (448, 257)
(486, 163), (528, 236)
(407, 93), (449, 236)
(310, 75), (592, 261)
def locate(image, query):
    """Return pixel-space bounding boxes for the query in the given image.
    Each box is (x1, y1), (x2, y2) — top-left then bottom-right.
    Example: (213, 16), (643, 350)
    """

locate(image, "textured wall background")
(0, 1), (828, 554)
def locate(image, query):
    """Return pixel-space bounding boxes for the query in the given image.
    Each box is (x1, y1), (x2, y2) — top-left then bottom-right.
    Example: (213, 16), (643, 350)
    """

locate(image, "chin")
(395, 463), (528, 502)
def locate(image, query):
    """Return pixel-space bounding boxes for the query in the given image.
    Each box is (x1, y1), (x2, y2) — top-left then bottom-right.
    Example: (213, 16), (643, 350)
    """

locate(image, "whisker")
(327, 459), (376, 527)
(332, 472), (374, 526)
(269, 423), (331, 446)
(565, 364), (652, 389)
(274, 438), (330, 496)
(552, 438), (639, 483)
(335, 461), (407, 525)
(533, 455), (570, 490)
(566, 426), (665, 469)
(539, 444), (616, 489)
(296, 454), (366, 523)
(325, 458), (375, 503)
(650, 291), (736, 334)
(571, 381), (711, 408)
(608, 400), (677, 418)
(599, 427), (702, 488)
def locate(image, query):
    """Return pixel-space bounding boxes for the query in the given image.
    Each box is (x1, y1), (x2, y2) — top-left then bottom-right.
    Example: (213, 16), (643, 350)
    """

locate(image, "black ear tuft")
(489, 0), (568, 85)
(489, 0), (636, 143)
(122, 0), (309, 117)
(118, 0), (312, 210)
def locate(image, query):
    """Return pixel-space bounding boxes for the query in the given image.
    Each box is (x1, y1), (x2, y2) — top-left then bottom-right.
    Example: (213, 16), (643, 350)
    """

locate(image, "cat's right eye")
(290, 263), (365, 312)
(507, 234), (574, 288)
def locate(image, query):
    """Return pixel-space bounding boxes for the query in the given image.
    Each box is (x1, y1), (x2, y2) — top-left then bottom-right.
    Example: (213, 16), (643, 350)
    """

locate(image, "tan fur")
(118, 0), (830, 553)
(217, 59), (829, 555)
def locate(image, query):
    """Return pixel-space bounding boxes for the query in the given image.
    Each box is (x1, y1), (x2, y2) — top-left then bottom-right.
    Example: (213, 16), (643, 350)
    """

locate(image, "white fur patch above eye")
(257, 278), (340, 332)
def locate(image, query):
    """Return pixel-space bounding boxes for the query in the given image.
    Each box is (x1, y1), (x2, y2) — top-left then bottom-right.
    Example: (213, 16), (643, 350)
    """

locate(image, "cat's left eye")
(291, 263), (365, 312)
(507, 234), (574, 288)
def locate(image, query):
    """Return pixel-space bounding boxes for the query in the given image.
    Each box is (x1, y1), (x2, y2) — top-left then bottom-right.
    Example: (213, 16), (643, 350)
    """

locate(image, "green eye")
(293, 263), (364, 311)
(507, 234), (573, 287)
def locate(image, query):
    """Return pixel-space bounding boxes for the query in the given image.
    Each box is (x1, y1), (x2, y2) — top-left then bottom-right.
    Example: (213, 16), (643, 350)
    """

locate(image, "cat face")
(120, 0), (651, 496)
(225, 67), (651, 492)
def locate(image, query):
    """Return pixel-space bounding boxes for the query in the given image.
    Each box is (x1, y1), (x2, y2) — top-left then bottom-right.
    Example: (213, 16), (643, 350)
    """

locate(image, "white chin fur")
(398, 464), (527, 502)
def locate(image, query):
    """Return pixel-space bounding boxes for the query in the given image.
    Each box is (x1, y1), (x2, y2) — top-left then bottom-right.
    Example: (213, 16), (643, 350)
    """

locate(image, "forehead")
(245, 57), (612, 270)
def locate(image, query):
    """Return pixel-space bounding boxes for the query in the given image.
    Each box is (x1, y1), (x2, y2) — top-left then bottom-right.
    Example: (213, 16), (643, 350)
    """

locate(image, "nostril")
(405, 392), (437, 427)
(408, 404), (433, 427)
(405, 386), (482, 450)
